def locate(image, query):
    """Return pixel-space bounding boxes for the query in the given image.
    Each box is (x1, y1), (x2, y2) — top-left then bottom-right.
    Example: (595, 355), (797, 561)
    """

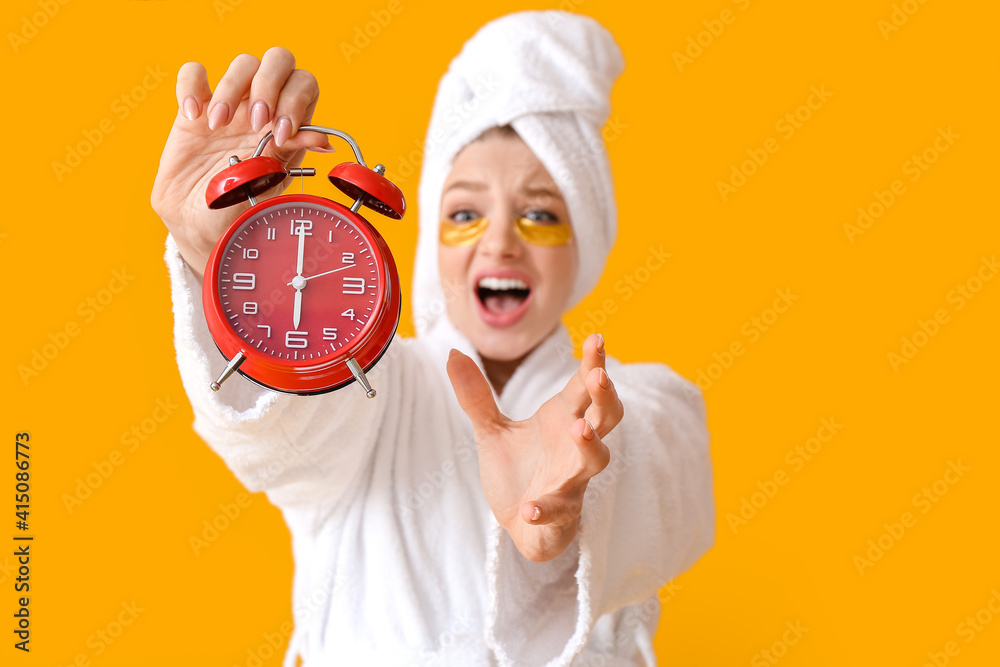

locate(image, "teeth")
(478, 276), (529, 291)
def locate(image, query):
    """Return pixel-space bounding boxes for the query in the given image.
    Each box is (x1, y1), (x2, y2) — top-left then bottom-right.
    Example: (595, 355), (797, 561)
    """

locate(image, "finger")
(176, 62), (212, 121)
(446, 349), (505, 436)
(523, 420), (610, 527)
(207, 53), (261, 130)
(572, 418), (611, 478)
(583, 366), (624, 438)
(247, 46), (296, 132)
(559, 333), (606, 415)
(521, 489), (583, 528)
(271, 68), (320, 148)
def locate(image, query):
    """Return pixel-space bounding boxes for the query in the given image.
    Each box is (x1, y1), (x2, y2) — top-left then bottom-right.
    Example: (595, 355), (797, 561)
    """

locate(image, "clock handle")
(210, 350), (247, 392)
(346, 357), (377, 399)
(251, 125), (367, 167)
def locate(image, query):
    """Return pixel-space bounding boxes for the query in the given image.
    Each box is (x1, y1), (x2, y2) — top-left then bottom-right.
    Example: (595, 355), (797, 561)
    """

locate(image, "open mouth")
(477, 276), (530, 312)
(473, 273), (533, 328)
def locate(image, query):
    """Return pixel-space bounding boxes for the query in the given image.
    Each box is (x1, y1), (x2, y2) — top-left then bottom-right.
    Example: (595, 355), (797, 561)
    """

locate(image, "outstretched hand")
(447, 334), (624, 562)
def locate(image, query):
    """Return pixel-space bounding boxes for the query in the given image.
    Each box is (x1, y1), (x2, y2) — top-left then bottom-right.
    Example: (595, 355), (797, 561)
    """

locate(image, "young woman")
(151, 11), (714, 667)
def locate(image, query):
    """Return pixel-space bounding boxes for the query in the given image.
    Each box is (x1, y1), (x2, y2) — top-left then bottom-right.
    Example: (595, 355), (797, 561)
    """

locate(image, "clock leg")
(210, 350), (247, 392)
(346, 357), (376, 399)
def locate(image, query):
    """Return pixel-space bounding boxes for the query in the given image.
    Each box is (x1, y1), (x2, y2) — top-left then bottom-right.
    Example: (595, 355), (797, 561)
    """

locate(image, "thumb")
(446, 349), (504, 434)
(520, 491), (583, 529)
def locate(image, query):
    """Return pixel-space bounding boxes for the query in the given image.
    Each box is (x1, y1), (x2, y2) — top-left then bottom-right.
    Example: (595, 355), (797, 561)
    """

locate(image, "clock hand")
(292, 225), (307, 329)
(287, 264), (357, 285)
(293, 289), (302, 329)
(296, 226), (306, 276)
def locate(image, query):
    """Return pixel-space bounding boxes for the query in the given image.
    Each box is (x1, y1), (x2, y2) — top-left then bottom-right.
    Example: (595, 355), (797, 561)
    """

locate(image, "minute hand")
(288, 264), (357, 285)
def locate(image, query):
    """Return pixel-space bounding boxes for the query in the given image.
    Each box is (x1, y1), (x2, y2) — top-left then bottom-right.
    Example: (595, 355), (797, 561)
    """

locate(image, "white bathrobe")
(165, 236), (714, 666)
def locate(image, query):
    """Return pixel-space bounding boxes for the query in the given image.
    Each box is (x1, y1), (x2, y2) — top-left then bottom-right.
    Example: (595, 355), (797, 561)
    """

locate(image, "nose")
(477, 213), (523, 261)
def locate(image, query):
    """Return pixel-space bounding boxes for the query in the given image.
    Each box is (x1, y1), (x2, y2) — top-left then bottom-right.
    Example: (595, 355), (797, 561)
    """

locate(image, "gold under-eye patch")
(439, 217), (574, 247)
(439, 217), (489, 246)
(513, 217), (574, 246)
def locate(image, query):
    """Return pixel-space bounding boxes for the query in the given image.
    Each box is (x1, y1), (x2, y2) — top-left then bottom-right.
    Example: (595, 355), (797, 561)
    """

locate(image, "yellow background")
(3, 0), (998, 664)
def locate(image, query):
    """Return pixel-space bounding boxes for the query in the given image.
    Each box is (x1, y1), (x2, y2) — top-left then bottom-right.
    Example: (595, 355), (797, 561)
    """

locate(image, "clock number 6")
(285, 331), (309, 348)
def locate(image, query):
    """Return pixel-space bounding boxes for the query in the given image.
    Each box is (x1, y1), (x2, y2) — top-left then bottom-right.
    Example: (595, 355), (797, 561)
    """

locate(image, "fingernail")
(532, 506), (541, 521)
(598, 368), (609, 389)
(596, 333), (605, 354)
(308, 142), (337, 153)
(250, 100), (269, 132)
(583, 419), (595, 440)
(207, 102), (229, 130)
(182, 96), (200, 121)
(274, 116), (292, 146)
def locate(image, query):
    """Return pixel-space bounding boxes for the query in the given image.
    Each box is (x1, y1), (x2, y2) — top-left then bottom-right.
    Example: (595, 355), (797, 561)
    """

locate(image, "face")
(438, 132), (578, 361)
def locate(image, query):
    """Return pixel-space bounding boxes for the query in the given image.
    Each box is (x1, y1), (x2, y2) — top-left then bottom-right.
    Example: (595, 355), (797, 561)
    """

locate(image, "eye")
(448, 209), (480, 223)
(522, 209), (559, 224)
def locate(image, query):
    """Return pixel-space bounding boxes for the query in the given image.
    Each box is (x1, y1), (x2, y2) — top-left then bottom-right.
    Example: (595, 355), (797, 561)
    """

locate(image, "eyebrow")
(442, 180), (488, 194)
(523, 185), (563, 200)
(441, 180), (564, 201)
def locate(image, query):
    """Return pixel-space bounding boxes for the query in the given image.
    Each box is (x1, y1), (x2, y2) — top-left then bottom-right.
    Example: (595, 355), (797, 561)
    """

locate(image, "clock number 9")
(232, 273), (256, 290)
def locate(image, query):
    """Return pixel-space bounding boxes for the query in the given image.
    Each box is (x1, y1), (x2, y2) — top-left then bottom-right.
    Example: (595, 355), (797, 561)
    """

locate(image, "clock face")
(216, 200), (384, 363)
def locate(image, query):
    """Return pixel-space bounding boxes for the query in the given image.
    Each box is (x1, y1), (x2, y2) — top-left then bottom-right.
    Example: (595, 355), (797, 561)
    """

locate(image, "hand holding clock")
(151, 47), (331, 282)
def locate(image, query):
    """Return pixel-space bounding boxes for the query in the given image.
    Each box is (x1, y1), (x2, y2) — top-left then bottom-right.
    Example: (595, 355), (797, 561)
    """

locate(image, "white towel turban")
(411, 10), (625, 336)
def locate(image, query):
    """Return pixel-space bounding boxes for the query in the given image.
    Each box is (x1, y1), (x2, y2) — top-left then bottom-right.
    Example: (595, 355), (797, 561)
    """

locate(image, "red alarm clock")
(202, 125), (405, 397)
